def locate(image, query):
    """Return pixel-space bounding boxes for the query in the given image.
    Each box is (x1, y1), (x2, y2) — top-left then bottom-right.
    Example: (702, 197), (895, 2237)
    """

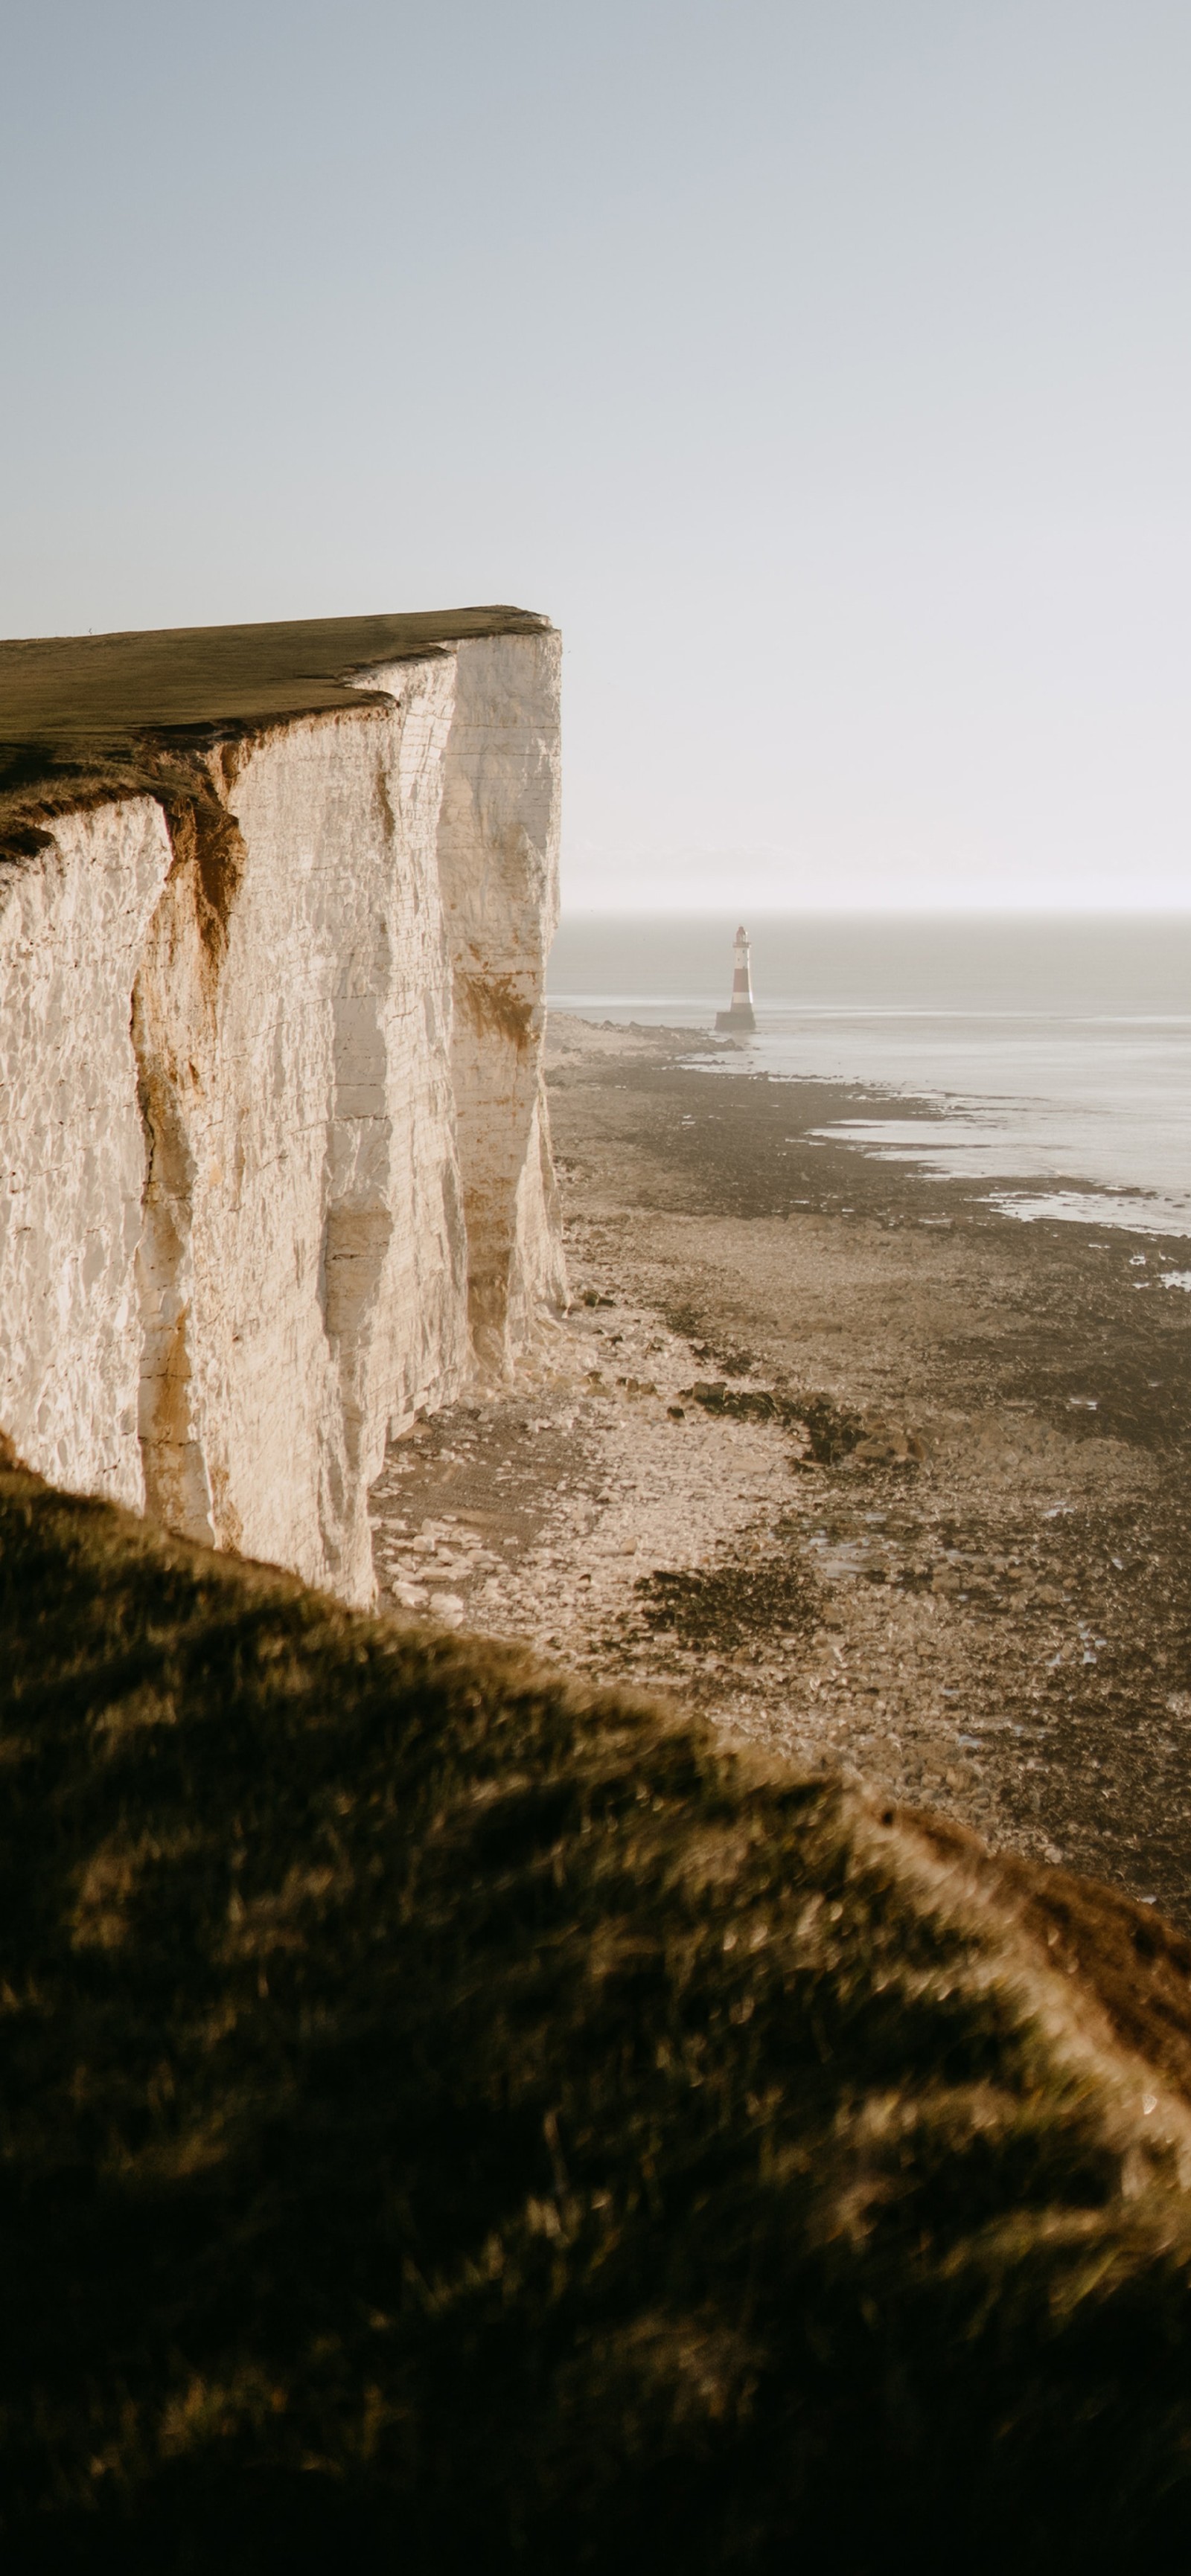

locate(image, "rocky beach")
(371, 1011), (1191, 1926)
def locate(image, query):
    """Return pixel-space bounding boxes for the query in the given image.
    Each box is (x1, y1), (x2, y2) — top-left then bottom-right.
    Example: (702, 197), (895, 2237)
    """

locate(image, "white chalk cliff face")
(0, 629), (563, 1605)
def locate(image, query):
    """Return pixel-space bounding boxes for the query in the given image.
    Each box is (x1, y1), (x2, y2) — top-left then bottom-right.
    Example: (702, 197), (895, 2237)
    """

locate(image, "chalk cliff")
(0, 609), (564, 1603)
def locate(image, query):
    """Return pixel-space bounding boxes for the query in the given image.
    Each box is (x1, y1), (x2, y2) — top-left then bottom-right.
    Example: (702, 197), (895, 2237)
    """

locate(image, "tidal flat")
(372, 1013), (1191, 1925)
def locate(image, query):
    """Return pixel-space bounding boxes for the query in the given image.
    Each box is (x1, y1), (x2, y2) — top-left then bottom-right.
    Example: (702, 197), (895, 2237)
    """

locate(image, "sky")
(2, 0), (1189, 911)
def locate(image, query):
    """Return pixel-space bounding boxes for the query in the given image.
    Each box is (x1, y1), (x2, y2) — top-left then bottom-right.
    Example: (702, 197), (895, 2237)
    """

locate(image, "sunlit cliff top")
(0, 605), (552, 850)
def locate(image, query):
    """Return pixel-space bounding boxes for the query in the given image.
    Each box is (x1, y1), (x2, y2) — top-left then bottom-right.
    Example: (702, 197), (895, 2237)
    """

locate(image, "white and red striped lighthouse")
(715, 923), (756, 1032)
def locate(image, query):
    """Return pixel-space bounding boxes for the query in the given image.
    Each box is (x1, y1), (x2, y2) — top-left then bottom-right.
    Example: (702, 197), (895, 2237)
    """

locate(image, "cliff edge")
(0, 609), (566, 1602)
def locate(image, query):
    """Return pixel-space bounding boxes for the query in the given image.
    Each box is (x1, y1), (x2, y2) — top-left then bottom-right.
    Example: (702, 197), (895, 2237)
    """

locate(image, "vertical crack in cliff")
(435, 631), (566, 1379)
(131, 783), (246, 1545)
(159, 776), (246, 978)
(132, 1014), (214, 1543)
(453, 941), (543, 1365)
(319, 893), (395, 1579)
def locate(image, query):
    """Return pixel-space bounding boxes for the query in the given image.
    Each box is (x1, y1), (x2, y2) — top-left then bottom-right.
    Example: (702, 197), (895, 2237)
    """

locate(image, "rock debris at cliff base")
(372, 1013), (1191, 1927)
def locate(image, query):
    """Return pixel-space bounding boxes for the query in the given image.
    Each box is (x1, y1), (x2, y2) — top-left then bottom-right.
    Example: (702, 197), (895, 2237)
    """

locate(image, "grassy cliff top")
(5, 1444), (1191, 2570)
(0, 605), (552, 839)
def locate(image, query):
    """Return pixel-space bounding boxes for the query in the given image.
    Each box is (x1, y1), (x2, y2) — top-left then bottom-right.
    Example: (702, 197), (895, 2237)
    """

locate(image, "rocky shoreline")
(369, 1013), (1191, 1925)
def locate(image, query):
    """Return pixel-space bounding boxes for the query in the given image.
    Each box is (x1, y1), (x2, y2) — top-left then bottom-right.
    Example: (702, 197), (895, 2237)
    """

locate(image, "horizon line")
(555, 901), (1191, 920)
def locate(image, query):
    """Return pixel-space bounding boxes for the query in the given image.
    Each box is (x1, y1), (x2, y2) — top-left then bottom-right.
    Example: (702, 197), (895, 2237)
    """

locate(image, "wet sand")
(369, 1015), (1191, 1925)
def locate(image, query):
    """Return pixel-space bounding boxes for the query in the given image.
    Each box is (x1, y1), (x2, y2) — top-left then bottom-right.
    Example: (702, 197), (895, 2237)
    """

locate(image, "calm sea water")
(548, 913), (1191, 1240)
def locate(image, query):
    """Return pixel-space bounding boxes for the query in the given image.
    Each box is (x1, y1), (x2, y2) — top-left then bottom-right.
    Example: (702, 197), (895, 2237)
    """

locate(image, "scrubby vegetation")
(4, 1448), (1191, 2571)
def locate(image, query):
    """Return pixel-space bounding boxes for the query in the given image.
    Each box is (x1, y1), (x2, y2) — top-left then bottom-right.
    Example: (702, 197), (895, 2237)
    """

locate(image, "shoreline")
(369, 1014), (1191, 1925)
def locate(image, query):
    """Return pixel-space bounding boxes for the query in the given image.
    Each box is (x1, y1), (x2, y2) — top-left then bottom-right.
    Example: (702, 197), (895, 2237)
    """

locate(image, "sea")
(547, 912), (1191, 1243)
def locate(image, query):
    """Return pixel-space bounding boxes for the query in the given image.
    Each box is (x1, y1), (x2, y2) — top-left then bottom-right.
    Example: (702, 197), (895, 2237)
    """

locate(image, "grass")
(0, 606), (549, 855)
(4, 1446), (1191, 2569)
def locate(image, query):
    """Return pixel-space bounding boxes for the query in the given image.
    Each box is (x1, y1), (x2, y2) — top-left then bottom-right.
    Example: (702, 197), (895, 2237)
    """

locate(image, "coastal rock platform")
(372, 1013), (1191, 1926)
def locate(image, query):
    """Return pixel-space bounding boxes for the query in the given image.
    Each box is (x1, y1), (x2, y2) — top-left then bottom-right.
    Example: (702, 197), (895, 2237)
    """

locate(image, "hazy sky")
(3, 0), (1189, 910)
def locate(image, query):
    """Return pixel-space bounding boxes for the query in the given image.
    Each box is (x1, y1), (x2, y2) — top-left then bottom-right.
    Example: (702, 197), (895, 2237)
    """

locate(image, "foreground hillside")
(4, 1444), (1191, 2570)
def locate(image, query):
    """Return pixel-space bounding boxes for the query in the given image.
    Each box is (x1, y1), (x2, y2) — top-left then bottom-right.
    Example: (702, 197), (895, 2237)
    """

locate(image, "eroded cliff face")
(0, 626), (563, 1604)
(434, 627), (566, 1368)
(0, 797), (175, 1510)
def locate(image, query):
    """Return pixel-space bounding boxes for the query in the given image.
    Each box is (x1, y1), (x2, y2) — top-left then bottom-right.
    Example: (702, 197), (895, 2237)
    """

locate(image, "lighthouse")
(715, 924), (756, 1033)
